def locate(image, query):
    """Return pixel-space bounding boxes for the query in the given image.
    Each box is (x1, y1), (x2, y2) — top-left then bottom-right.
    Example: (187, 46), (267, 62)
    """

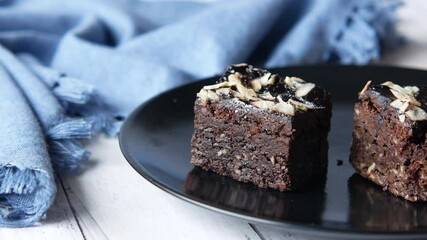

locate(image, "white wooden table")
(1, 1), (427, 239)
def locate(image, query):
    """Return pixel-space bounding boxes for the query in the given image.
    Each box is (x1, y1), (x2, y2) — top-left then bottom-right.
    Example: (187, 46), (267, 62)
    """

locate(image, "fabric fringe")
(327, 0), (403, 64)
(0, 168), (38, 195)
(19, 54), (120, 137)
(51, 76), (95, 105)
(19, 54), (95, 104)
(46, 119), (93, 171)
(48, 139), (90, 172)
(47, 118), (93, 140)
(0, 167), (55, 227)
(18, 54), (121, 171)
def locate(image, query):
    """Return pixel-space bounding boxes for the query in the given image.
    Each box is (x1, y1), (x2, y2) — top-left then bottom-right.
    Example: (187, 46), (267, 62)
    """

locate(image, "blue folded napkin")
(0, 0), (401, 227)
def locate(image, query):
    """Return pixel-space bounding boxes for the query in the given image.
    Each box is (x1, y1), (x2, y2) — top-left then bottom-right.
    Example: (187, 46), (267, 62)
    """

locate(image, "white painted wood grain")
(61, 135), (261, 240)
(0, 181), (84, 240)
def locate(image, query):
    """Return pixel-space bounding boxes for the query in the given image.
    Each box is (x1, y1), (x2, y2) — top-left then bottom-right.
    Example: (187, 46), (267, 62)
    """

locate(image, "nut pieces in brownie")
(196, 63), (322, 116)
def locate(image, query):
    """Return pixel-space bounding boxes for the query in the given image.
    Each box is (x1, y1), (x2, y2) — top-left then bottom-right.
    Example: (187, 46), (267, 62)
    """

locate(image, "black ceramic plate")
(119, 66), (427, 239)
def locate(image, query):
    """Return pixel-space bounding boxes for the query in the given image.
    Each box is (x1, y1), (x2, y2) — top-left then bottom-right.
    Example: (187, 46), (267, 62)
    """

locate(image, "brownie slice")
(191, 63), (331, 191)
(350, 81), (427, 201)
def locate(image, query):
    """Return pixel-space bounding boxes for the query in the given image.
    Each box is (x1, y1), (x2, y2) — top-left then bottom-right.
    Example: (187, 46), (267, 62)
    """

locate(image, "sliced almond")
(258, 92), (275, 100)
(251, 79), (262, 91)
(399, 101), (410, 113)
(285, 76), (305, 89)
(276, 95), (285, 103)
(404, 86), (419, 95)
(236, 83), (257, 100)
(359, 80), (372, 96)
(230, 90), (243, 99)
(252, 100), (275, 109)
(288, 99), (317, 111)
(235, 83), (247, 96)
(382, 81), (405, 93)
(401, 96), (421, 107)
(257, 73), (272, 86)
(228, 73), (242, 84)
(383, 82), (421, 104)
(390, 99), (404, 109)
(207, 90), (219, 101)
(389, 88), (406, 100)
(406, 107), (427, 121)
(203, 81), (236, 90)
(271, 102), (295, 116)
(267, 75), (277, 85)
(367, 162), (376, 174)
(295, 83), (315, 98)
(270, 156), (276, 165)
(197, 89), (208, 102)
(245, 88), (258, 100)
(231, 63), (248, 67)
(216, 88), (231, 95)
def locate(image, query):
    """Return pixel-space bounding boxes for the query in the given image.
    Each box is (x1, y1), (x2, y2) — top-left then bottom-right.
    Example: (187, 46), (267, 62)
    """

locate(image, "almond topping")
(197, 89), (208, 103)
(367, 162), (376, 174)
(252, 100), (275, 109)
(251, 79), (262, 92)
(285, 76), (305, 89)
(236, 83), (257, 100)
(270, 156), (276, 165)
(203, 81), (236, 90)
(207, 90), (219, 101)
(258, 92), (275, 100)
(406, 107), (427, 121)
(295, 83), (315, 97)
(257, 73), (272, 86)
(267, 75), (276, 85)
(230, 90), (243, 99)
(359, 80), (372, 96)
(381, 81), (426, 122)
(231, 63), (248, 67)
(271, 102), (295, 116)
(216, 88), (230, 95)
(228, 73), (242, 84)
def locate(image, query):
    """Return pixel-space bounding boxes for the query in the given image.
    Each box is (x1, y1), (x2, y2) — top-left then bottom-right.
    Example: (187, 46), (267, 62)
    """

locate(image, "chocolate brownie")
(350, 81), (427, 201)
(190, 63), (331, 191)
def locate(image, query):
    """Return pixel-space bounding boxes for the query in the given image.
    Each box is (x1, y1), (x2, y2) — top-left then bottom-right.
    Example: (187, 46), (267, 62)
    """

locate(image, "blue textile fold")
(0, 0), (401, 227)
(0, 64), (56, 227)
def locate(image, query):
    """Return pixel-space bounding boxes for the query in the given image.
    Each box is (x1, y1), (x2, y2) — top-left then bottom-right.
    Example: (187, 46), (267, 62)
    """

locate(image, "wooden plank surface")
(0, 181), (84, 240)
(60, 136), (261, 240)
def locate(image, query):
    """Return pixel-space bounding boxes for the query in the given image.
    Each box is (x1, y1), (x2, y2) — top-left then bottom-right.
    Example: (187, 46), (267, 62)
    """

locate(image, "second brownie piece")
(350, 81), (427, 201)
(191, 64), (331, 191)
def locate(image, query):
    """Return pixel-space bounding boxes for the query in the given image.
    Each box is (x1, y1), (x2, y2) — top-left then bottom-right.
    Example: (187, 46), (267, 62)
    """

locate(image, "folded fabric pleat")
(0, 64), (56, 227)
(0, 46), (93, 171)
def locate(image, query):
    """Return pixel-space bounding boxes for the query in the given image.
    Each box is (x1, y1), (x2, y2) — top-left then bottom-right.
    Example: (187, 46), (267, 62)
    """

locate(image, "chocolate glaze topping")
(218, 64), (328, 107)
(369, 84), (427, 144)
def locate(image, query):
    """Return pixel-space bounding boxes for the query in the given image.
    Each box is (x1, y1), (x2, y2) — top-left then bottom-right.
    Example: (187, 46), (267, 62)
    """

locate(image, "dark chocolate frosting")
(369, 84), (427, 144)
(218, 64), (328, 108)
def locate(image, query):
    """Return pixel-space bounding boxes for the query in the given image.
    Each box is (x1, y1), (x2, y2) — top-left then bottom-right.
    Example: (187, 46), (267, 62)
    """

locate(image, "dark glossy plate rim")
(119, 65), (427, 239)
